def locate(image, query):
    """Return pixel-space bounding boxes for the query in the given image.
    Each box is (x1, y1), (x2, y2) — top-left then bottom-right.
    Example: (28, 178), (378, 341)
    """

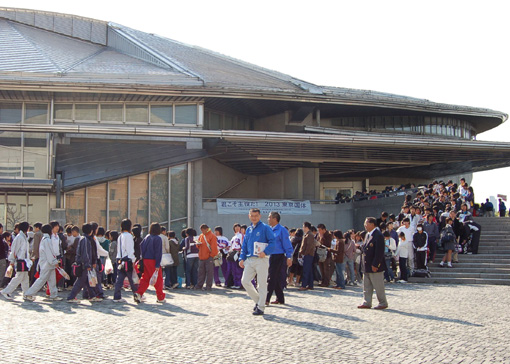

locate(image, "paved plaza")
(1, 283), (508, 364)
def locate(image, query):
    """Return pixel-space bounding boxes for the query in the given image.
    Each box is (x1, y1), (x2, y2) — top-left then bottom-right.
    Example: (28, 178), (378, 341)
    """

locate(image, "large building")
(1, 7), (509, 231)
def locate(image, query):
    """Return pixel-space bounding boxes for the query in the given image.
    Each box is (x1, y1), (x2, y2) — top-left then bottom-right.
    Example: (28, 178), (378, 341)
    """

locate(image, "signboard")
(498, 194), (507, 201)
(217, 199), (312, 215)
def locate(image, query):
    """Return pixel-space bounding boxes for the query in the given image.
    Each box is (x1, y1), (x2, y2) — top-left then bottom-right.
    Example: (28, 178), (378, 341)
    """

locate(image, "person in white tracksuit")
(24, 224), (61, 301)
(1, 221), (31, 300)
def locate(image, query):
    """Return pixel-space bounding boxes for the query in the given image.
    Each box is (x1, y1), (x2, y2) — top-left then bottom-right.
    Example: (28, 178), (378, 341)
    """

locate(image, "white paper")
(254, 242), (268, 255)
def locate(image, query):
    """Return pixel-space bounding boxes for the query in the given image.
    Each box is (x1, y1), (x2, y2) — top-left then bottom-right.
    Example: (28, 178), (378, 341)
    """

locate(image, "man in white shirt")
(113, 219), (139, 303)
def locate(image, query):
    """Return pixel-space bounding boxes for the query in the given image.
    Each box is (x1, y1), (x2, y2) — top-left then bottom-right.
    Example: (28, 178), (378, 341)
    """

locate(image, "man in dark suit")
(358, 217), (388, 310)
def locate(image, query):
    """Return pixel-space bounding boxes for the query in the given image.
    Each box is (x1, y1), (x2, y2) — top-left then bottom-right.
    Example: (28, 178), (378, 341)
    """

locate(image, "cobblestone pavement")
(1, 282), (509, 364)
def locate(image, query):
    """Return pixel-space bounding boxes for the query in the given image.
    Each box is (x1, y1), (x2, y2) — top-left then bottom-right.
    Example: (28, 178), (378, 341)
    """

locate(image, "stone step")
(428, 267), (510, 273)
(424, 271), (510, 279)
(428, 263), (510, 269)
(407, 277), (510, 285)
(433, 256), (510, 264)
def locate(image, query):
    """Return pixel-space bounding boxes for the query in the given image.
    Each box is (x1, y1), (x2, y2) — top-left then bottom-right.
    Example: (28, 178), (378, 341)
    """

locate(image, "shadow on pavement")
(263, 314), (358, 339)
(284, 303), (366, 322)
(383, 309), (483, 327)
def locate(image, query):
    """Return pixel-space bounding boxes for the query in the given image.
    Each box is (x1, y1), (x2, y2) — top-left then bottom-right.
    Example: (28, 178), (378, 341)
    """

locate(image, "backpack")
(440, 230), (455, 245)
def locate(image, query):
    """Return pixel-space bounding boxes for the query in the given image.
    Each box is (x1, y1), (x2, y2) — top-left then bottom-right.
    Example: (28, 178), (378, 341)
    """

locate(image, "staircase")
(409, 217), (510, 285)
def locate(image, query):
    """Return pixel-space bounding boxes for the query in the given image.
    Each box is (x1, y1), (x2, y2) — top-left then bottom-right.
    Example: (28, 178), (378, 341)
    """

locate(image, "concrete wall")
(201, 159), (320, 201)
(195, 194), (407, 235)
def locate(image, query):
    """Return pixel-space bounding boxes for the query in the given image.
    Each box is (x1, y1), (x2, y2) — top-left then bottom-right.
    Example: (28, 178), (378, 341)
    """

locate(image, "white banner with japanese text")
(217, 199), (312, 215)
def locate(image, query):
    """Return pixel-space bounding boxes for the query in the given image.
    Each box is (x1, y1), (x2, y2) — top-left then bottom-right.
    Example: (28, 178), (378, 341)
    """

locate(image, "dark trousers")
(428, 240), (437, 262)
(301, 255), (314, 288)
(266, 254), (286, 303)
(185, 257), (199, 287)
(113, 268), (138, 300)
(165, 265), (178, 287)
(399, 257), (408, 281)
(415, 250), (427, 270)
(67, 269), (93, 300)
(29, 258), (39, 286)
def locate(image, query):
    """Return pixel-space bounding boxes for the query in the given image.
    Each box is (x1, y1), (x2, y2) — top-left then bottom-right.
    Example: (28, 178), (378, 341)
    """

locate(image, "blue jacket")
(140, 234), (163, 268)
(75, 235), (93, 269)
(240, 221), (275, 261)
(271, 224), (293, 258)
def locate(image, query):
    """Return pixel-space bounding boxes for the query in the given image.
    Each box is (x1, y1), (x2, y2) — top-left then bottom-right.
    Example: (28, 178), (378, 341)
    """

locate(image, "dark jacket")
(332, 238), (345, 263)
(140, 234), (163, 268)
(299, 231), (316, 257)
(362, 228), (386, 273)
(320, 230), (333, 259)
(75, 235), (94, 269)
(169, 238), (180, 267)
(412, 232), (428, 249)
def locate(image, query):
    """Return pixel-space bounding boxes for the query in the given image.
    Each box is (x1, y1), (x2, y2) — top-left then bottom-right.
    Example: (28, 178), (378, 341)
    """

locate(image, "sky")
(2, 0), (510, 202)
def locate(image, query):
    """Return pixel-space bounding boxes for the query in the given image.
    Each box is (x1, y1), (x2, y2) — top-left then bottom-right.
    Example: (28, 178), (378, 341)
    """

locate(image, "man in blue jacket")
(265, 211), (293, 305)
(240, 208), (275, 315)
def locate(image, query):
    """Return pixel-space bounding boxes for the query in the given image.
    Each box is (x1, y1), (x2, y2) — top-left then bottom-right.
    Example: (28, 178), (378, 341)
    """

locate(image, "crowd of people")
(0, 177), (494, 313)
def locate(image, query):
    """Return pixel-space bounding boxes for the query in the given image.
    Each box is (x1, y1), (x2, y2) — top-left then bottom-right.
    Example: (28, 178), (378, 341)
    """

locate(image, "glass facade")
(64, 164), (188, 230)
(0, 102), (50, 178)
(53, 102), (199, 126)
(327, 115), (475, 139)
(0, 193), (49, 230)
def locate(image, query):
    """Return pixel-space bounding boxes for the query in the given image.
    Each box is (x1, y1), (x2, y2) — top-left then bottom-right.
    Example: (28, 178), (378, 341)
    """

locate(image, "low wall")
(196, 194), (406, 233)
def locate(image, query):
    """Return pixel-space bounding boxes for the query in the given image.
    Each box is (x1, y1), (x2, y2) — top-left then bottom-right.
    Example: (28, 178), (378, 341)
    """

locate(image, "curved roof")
(0, 6), (507, 134)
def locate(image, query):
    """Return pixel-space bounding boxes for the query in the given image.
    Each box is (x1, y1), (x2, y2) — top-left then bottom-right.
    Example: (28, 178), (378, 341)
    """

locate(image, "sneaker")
(157, 298), (166, 303)
(231, 286), (241, 289)
(141, 295), (147, 302)
(67, 298), (80, 303)
(134, 292), (142, 303)
(253, 304), (258, 312)
(172, 283), (179, 289)
(439, 262), (444, 267)
(89, 297), (103, 302)
(24, 295), (35, 301)
(1, 291), (13, 300)
(49, 296), (63, 301)
(447, 263), (453, 268)
(164, 286), (172, 290)
(113, 298), (127, 303)
(252, 307), (264, 316)
(398, 280), (407, 283)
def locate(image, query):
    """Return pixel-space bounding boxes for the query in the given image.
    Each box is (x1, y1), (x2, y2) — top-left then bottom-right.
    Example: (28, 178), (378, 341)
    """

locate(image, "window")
(126, 104), (148, 123)
(54, 104), (73, 120)
(25, 104), (48, 124)
(28, 195), (48, 225)
(100, 104), (123, 122)
(150, 168), (169, 227)
(75, 104), (98, 121)
(0, 131), (22, 177)
(150, 105), (173, 124)
(6, 194), (27, 230)
(65, 189), (85, 226)
(175, 105), (197, 125)
(0, 103), (22, 124)
(23, 132), (48, 178)
(87, 183), (107, 227)
(109, 178), (128, 230)
(129, 173), (148, 228)
(171, 164), (188, 221)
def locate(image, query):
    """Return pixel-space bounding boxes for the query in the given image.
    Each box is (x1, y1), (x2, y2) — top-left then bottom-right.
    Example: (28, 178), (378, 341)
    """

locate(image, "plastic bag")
(161, 253), (174, 267)
(132, 270), (140, 284)
(88, 269), (98, 287)
(149, 269), (159, 286)
(5, 265), (13, 278)
(57, 266), (70, 281)
(105, 258), (114, 275)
